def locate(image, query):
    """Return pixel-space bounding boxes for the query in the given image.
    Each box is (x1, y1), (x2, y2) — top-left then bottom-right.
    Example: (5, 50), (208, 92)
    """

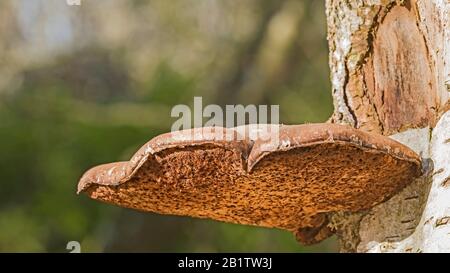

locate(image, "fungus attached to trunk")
(77, 124), (422, 244)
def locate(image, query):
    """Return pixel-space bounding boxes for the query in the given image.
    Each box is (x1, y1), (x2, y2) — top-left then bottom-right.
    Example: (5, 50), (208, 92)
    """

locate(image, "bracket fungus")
(77, 123), (422, 244)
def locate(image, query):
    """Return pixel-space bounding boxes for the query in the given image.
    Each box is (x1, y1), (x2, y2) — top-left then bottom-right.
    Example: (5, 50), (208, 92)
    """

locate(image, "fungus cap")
(77, 124), (422, 244)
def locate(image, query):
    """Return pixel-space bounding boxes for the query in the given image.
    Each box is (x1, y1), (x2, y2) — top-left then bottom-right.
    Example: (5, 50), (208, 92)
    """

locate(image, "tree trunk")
(325, 0), (450, 252)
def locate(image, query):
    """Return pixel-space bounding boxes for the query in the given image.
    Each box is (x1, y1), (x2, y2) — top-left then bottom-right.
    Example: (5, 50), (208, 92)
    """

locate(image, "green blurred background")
(0, 0), (336, 252)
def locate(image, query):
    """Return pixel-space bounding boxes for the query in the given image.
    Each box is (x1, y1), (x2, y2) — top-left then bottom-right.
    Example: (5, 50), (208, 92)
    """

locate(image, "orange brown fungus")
(77, 124), (422, 244)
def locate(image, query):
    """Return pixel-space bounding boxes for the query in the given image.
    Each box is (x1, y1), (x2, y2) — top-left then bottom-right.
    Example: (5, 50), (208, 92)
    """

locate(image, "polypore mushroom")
(77, 123), (421, 244)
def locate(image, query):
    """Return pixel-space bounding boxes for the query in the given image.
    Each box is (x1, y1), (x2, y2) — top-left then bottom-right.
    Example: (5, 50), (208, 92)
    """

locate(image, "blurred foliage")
(0, 0), (335, 252)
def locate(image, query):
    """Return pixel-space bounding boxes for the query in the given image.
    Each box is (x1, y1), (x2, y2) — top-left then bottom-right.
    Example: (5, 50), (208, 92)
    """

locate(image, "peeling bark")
(326, 0), (450, 252)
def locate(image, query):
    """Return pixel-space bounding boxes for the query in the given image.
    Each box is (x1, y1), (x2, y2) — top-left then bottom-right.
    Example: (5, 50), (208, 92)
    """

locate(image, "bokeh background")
(0, 0), (336, 252)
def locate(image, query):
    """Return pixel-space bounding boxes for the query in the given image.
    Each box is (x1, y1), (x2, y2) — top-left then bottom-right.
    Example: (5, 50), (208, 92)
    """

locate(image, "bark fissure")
(441, 177), (450, 187)
(342, 66), (358, 127)
(435, 217), (450, 227)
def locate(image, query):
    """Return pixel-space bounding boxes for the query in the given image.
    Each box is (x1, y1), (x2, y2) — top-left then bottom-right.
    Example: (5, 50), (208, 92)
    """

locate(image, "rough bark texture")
(326, 0), (450, 252)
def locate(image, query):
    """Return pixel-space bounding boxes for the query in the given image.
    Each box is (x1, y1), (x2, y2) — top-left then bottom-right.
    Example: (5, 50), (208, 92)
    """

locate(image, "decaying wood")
(326, 0), (450, 252)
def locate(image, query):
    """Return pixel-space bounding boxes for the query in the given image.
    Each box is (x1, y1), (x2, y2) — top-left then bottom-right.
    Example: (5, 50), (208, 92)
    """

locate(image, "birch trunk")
(325, 0), (450, 252)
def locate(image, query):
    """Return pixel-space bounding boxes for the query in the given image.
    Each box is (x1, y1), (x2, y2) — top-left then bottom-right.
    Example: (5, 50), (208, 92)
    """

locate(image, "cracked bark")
(326, 0), (450, 252)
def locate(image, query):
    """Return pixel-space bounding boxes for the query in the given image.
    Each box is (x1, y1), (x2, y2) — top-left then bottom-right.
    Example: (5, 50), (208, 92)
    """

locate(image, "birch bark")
(325, 0), (450, 252)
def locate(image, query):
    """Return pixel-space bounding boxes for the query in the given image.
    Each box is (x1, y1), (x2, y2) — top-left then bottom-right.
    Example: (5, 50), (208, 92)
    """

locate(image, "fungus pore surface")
(78, 124), (422, 244)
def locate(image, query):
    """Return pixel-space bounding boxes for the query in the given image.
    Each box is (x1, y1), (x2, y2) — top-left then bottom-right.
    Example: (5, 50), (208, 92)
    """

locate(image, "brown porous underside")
(78, 124), (422, 244)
